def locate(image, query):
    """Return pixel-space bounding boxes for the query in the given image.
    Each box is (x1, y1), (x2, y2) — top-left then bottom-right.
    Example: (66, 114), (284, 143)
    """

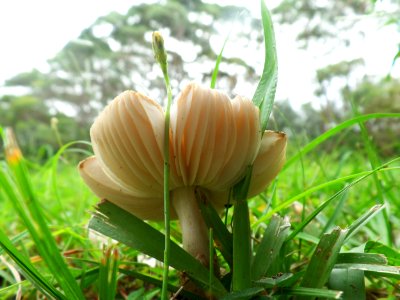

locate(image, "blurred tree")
(314, 59), (364, 127)
(0, 94), (72, 158)
(342, 77), (400, 156)
(5, 0), (259, 127)
(3, 0), (265, 158)
(273, 0), (371, 47)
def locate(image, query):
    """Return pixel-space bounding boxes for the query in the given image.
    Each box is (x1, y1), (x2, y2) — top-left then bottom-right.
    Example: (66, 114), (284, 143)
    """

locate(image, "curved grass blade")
(0, 227), (66, 299)
(365, 241), (400, 266)
(283, 113), (400, 171)
(345, 205), (384, 243)
(255, 160), (400, 227)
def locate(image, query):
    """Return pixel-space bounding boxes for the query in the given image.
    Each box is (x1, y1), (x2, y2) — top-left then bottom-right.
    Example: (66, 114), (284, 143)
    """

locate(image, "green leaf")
(0, 155), (85, 299)
(254, 273), (295, 288)
(232, 198), (252, 291)
(197, 189), (233, 267)
(337, 253), (387, 265)
(119, 268), (199, 300)
(98, 247), (119, 300)
(275, 287), (343, 299)
(220, 287), (264, 300)
(251, 215), (290, 280)
(365, 241), (400, 266)
(89, 201), (227, 298)
(345, 205), (384, 242)
(210, 35), (229, 89)
(0, 227), (65, 299)
(255, 160), (400, 227)
(283, 113), (400, 171)
(329, 269), (365, 300)
(334, 264), (400, 278)
(299, 227), (348, 300)
(252, 0), (278, 131)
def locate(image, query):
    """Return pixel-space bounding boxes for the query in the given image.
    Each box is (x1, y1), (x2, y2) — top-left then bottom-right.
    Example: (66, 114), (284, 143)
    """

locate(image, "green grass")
(0, 117), (399, 299)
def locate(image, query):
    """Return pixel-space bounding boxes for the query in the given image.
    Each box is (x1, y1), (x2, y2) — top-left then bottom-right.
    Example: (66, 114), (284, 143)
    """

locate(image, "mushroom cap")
(79, 83), (287, 220)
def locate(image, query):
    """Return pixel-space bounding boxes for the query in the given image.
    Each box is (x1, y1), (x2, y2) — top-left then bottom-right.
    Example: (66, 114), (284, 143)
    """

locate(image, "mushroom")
(78, 82), (287, 266)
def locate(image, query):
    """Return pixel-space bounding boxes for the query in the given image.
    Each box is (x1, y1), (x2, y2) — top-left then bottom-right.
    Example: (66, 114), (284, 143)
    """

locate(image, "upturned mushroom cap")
(79, 82), (287, 220)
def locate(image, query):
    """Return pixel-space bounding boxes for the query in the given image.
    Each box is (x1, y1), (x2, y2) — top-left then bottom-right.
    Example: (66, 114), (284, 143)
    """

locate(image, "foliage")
(273, 0), (371, 45)
(342, 77), (400, 156)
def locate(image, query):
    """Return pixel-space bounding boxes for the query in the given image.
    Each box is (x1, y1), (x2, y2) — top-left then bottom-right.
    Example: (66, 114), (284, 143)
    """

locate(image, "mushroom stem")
(172, 186), (209, 267)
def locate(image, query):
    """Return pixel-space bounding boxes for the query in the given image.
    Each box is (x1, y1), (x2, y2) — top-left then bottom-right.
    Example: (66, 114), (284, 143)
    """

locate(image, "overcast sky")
(0, 0), (399, 109)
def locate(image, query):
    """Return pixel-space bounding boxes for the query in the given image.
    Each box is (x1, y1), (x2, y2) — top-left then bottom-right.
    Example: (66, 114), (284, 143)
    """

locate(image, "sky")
(0, 0), (399, 109)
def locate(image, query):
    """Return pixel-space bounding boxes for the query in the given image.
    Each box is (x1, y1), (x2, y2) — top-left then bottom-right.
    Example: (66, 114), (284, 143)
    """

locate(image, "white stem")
(172, 186), (209, 266)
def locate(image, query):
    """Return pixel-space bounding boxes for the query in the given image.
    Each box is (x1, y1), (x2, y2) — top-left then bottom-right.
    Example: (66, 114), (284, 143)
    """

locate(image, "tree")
(5, 0), (260, 127)
(342, 76), (400, 156)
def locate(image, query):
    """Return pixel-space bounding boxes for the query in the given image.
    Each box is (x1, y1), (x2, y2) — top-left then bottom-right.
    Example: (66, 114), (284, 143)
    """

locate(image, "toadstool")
(78, 82), (287, 266)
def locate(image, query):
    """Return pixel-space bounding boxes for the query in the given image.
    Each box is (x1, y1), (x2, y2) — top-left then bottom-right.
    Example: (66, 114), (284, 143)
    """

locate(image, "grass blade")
(329, 269), (365, 300)
(252, 0), (278, 131)
(0, 227), (65, 299)
(299, 227), (347, 300)
(98, 247), (119, 300)
(197, 189), (233, 267)
(220, 287), (264, 300)
(345, 205), (384, 242)
(2, 130), (85, 299)
(337, 253), (387, 265)
(232, 198), (251, 291)
(365, 241), (400, 266)
(275, 287), (343, 299)
(89, 201), (227, 298)
(210, 35), (229, 89)
(334, 264), (400, 278)
(251, 215), (290, 280)
(284, 113), (400, 170)
(255, 160), (400, 227)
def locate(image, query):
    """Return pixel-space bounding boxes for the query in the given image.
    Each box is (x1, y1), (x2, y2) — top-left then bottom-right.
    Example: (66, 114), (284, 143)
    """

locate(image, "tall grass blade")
(252, 0), (278, 131)
(2, 130), (85, 299)
(232, 166), (253, 292)
(349, 99), (392, 245)
(210, 35), (229, 89)
(98, 247), (119, 300)
(0, 227), (65, 299)
(284, 113), (400, 170)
